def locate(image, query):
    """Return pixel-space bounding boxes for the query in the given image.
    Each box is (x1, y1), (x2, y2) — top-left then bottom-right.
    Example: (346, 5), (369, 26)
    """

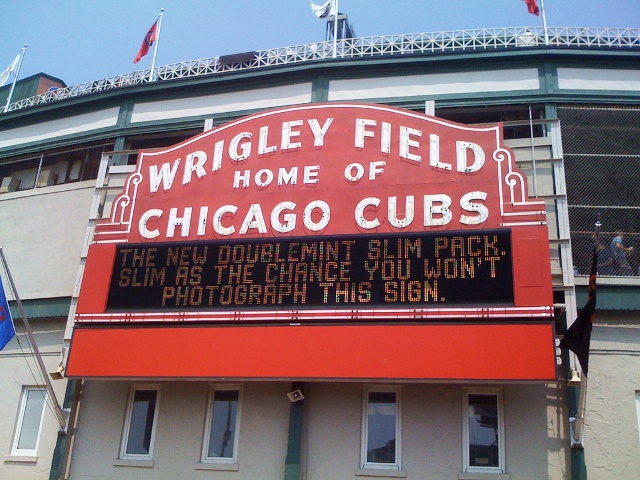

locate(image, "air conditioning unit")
(37, 170), (58, 187)
(0, 176), (20, 193)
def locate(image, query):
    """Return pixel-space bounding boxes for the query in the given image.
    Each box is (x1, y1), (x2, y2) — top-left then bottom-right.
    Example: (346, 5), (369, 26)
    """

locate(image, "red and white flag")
(134, 20), (158, 64)
(524, 0), (540, 16)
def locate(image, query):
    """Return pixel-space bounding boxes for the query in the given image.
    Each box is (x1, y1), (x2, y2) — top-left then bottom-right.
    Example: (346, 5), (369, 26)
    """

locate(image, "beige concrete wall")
(585, 315), (640, 480)
(0, 108), (119, 149)
(0, 318), (67, 479)
(328, 69), (541, 101)
(0, 182), (94, 299)
(68, 380), (568, 480)
(129, 83), (313, 123)
(69, 381), (291, 480)
(306, 383), (567, 480)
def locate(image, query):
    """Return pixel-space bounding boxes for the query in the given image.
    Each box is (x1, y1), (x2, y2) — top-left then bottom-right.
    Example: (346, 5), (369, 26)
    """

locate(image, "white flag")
(0, 54), (20, 87)
(309, 0), (336, 19)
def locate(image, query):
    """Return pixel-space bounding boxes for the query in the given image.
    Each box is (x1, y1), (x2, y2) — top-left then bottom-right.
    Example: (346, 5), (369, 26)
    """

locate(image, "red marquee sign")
(76, 103), (553, 324)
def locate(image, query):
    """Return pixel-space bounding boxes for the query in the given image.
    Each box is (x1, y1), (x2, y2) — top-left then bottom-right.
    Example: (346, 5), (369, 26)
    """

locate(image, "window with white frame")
(361, 386), (401, 470)
(11, 387), (47, 457)
(463, 390), (505, 474)
(120, 386), (160, 460)
(202, 385), (242, 463)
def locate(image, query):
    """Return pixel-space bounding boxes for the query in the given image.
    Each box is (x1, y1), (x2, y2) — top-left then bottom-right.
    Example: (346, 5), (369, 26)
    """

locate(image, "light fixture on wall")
(287, 389), (304, 402)
(567, 368), (581, 387)
(49, 363), (65, 380)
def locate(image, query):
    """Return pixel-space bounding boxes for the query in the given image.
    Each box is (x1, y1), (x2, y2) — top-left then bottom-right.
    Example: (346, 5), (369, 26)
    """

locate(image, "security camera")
(287, 389), (304, 402)
(49, 364), (65, 380)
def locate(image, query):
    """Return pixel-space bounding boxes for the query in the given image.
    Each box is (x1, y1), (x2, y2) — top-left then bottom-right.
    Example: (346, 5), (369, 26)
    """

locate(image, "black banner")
(107, 231), (514, 311)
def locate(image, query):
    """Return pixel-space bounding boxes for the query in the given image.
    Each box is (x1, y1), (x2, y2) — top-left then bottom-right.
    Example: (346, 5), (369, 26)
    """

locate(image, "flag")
(523, 0), (540, 16)
(310, 0), (336, 19)
(0, 54), (20, 87)
(0, 276), (16, 351)
(559, 246), (597, 375)
(134, 20), (158, 64)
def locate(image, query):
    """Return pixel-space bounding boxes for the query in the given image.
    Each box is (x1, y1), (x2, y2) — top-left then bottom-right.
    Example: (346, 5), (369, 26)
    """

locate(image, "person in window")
(611, 231), (633, 276)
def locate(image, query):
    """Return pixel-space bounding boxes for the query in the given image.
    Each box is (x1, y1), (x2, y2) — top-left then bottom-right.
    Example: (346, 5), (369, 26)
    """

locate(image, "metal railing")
(5, 26), (640, 113)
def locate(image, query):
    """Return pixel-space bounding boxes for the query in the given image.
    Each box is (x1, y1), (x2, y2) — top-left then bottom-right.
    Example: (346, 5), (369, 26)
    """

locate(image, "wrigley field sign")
(76, 103), (553, 323)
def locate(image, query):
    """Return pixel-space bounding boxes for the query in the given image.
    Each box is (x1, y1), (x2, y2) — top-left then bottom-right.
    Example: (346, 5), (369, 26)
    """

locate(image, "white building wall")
(328, 69), (540, 101)
(0, 183), (94, 299)
(306, 383), (567, 480)
(0, 108), (119, 149)
(0, 318), (67, 479)
(557, 68), (640, 91)
(585, 315), (640, 480)
(67, 381), (567, 480)
(129, 83), (313, 123)
(69, 381), (291, 480)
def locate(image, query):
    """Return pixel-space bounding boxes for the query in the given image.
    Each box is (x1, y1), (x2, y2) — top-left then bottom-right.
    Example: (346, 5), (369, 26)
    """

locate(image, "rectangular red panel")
(511, 226), (554, 308)
(76, 243), (116, 314)
(66, 323), (557, 381)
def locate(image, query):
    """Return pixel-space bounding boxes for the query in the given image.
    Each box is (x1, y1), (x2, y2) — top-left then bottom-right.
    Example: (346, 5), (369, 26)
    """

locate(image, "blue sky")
(1, 0), (638, 87)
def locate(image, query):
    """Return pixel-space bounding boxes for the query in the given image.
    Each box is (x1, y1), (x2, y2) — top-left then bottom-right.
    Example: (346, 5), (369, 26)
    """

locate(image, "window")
(11, 387), (47, 457)
(0, 143), (111, 194)
(436, 105), (546, 140)
(120, 386), (160, 460)
(202, 386), (242, 464)
(463, 390), (505, 474)
(361, 387), (401, 470)
(124, 130), (202, 165)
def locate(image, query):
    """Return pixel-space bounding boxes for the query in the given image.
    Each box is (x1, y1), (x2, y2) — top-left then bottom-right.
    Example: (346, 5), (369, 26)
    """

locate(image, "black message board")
(106, 230), (514, 311)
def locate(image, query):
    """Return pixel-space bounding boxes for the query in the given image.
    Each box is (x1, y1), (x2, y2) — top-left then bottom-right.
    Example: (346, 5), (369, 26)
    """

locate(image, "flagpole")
(573, 375), (587, 443)
(572, 217), (600, 445)
(540, 0), (549, 45)
(149, 8), (164, 82)
(3, 44), (27, 113)
(0, 247), (68, 432)
(332, 0), (339, 59)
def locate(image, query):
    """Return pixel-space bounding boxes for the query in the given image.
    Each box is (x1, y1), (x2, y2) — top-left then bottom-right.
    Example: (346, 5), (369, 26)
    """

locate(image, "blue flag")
(0, 276), (16, 350)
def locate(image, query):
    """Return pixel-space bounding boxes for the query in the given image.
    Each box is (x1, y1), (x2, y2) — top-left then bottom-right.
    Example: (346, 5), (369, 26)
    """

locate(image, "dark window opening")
(0, 142), (113, 194)
(436, 105), (546, 139)
(124, 130), (202, 165)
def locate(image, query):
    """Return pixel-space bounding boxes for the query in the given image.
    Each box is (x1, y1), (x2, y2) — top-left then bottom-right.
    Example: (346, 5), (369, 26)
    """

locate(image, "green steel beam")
(311, 76), (330, 103)
(571, 448), (588, 480)
(284, 383), (304, 480)
(576, 285), (640, 310)
(563, 324), (588, 480)
(49, 380), (76, 480)
(9, 297), (71, 319)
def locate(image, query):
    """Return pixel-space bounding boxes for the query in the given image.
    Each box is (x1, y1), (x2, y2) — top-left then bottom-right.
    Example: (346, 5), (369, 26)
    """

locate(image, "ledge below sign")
(76, 305), (554, 324)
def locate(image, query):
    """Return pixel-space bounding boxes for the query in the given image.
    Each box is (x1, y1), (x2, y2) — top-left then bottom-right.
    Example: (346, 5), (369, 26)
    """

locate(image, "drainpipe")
(49, 380), (83, 480)
(284, 382), (305, 480)
(565, 352), (587, 479)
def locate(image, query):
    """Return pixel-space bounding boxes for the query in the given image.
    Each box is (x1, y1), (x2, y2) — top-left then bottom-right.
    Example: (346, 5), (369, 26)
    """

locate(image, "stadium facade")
(0, 26), (639, 480)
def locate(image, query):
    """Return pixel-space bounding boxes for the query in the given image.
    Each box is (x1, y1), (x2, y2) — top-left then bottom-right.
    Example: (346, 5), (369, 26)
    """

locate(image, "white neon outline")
(93, 103), (547, 244)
